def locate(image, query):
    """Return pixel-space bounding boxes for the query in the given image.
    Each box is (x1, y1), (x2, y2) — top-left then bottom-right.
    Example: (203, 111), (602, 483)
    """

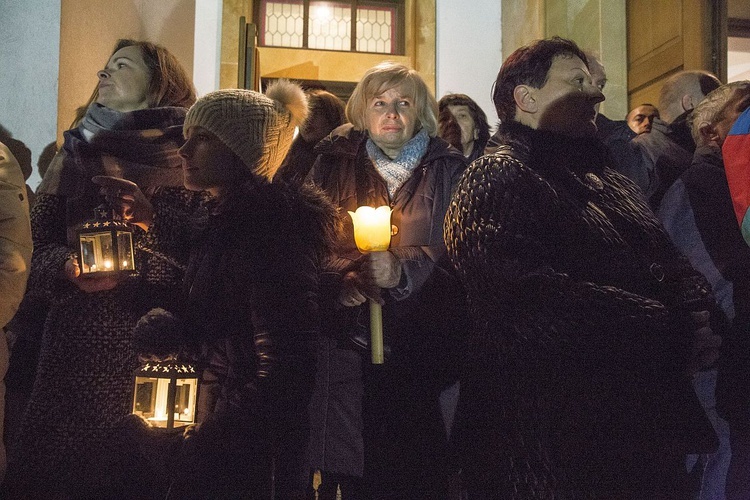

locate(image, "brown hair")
(346, 62), (438, 136)
(438, 93), (491, 150)
(492, 37), (588, 123)
(308, 89), (346, 129)
(72, 39), (196, 127)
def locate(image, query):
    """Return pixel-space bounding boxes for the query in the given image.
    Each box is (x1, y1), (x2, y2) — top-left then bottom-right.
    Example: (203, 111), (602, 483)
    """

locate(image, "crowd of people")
(0, 34), (749, 499)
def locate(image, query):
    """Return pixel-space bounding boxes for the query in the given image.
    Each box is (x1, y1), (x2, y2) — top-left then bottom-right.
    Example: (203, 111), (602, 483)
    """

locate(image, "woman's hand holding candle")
(338, 270), (384, 307)
(361, 250), (401, 288)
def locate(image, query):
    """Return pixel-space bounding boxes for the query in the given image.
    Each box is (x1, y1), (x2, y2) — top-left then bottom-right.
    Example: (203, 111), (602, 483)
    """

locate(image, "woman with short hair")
(306, 61), (468, 499)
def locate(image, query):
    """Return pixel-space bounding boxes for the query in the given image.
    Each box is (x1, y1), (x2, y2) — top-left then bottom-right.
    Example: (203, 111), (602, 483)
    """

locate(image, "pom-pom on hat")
(183, 80), (308, 180)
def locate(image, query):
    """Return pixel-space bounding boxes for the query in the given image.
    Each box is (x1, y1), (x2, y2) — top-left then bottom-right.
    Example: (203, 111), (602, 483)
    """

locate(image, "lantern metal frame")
(132, 359), (199, 430)
(76, 204), (136, 275)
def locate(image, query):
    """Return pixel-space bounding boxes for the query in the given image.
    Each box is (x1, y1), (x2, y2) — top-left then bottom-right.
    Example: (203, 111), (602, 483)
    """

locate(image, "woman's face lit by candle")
(365, 83), (419, 159)
(179, 126), (247, 198)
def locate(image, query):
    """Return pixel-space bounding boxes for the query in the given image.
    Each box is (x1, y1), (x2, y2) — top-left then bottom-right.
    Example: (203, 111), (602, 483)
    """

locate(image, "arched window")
(255, 0), (405, 55)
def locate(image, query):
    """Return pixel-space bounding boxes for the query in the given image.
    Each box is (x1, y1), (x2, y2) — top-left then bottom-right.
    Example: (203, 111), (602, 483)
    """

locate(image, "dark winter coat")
(659, 146), (750, 423)
(275, 135), (321, 187)
(169, 177), (338, 498)
(632, 113), (695, 210)
(445, 120), (718, 499)
(8, 108), (203, 499)
(658, 145), (750, 326)
(305, 124), (467, 493)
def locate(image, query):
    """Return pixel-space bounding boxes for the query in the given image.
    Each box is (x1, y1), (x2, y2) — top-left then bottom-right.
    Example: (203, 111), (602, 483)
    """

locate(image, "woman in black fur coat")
(445, 37), (722, 500)
(99, 81), (339, 499)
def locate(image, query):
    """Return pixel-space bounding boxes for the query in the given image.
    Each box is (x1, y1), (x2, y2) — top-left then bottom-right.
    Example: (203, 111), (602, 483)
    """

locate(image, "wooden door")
(627, 0), (723, 109)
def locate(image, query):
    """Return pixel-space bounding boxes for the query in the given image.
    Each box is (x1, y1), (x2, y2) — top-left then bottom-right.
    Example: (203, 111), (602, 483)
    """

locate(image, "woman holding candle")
(305, 61), (468, 499)
(5, 39), (204, 499)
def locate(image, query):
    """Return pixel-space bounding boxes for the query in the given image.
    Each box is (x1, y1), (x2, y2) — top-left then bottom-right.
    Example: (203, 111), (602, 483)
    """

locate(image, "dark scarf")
(38, 104), (188, 235)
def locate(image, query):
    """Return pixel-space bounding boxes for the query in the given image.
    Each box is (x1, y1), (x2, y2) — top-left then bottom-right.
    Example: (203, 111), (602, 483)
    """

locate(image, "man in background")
(634, 70), (721, 210)
(627, 103), (660, 135)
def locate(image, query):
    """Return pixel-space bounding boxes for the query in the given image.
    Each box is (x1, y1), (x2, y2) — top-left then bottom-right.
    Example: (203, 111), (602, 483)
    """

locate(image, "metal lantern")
(132, 359), (199, 430)
(76, 203), (135, 275)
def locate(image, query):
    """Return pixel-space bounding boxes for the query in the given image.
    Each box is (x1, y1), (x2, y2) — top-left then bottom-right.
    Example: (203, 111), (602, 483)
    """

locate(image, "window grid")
(264, 1), (305, 48)
(259, 0), (399, 55)
(308, 2), (351, 51)
(356, 6), (393, 54)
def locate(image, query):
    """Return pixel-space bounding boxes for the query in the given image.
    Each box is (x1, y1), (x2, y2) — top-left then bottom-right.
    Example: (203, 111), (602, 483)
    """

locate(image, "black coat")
(174, 178), (338, 498)
(445, 120), (717, 499)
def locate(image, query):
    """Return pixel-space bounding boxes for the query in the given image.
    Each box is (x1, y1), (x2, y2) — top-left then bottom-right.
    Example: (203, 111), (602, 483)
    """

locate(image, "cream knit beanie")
(183, 80), (308, 180)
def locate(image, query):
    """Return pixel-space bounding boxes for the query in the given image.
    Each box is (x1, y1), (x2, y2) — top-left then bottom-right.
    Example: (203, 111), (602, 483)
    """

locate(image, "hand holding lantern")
(92, 175), (154, 231)
(348, 205), (393, 364)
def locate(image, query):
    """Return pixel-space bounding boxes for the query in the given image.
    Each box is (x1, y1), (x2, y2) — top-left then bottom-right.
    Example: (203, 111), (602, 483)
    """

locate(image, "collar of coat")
(314, 123), (463, 165)
(492, 120), (612, 201)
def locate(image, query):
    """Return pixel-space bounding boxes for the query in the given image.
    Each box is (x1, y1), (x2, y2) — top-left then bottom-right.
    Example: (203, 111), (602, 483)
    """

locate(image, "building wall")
(0, 0), (61, 188)
(58, 0), (195, 144)
(499, 0), (628, 120)
(545, 0), (628, 120)
(436, 0), (503, 126)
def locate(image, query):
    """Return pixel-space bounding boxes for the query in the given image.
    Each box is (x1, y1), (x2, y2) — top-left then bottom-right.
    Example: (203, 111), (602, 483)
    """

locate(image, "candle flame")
(348, 206), (392, 253)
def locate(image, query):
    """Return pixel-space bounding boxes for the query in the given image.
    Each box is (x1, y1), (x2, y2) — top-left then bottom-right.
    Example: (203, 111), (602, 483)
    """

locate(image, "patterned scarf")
(38, 104), (189, 234)
(366, 128), (429, 199)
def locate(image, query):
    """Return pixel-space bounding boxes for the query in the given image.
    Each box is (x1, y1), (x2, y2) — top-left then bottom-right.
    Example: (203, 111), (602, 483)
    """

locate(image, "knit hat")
(183, 80), (308, 180)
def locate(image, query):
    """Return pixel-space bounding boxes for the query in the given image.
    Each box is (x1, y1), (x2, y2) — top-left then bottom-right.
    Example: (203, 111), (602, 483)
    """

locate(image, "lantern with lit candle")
(348, 205), (392, 364)
(132, 359), (199, 430)
(76, 203), (135, 275)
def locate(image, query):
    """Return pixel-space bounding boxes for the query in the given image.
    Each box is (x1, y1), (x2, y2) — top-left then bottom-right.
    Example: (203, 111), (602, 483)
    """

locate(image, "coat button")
(391, 224), (398, 236)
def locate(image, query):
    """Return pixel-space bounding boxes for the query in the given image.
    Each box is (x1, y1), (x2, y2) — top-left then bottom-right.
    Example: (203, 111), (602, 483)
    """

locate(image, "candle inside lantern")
(348, 205), (392, 364)
(133, 360), (199, 429)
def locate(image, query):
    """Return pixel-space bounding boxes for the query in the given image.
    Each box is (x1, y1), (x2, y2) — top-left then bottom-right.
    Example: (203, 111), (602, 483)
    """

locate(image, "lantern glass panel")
(132, 375), (198, 429)
(174, 377), (198, 425)
(117, 230), (135, 271)
(79, 232), (115, 274)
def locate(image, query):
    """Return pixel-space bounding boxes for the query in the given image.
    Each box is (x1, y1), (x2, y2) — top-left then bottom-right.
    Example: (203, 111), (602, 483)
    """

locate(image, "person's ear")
(682, 94), (695, 112)
(698, 122), (719, 145)
(514, 85), (537, 113)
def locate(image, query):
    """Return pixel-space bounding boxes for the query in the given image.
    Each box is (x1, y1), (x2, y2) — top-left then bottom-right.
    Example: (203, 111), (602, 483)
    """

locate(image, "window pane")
(309, 1), (351, 51)
(356, 5), (395, 54)
(262, 1), (304, 48)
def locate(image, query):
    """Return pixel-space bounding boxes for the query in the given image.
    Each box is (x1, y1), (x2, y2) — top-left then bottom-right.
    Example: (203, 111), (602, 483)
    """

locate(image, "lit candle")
(348, 206), (392, 364)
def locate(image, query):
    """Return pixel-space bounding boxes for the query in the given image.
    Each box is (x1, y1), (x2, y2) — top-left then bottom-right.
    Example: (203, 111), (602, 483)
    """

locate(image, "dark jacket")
(7, 107), (203, 500)
(305, 124), (467, 491)
(170, 178), (338, 498)
(446, 120), (717, 499)
(186, 179), (337, 426)
(658, 145), (750, 326)
(275, 135), (320, 187)
(633, 114), (695, 210)
(659, 146), (750, 422)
